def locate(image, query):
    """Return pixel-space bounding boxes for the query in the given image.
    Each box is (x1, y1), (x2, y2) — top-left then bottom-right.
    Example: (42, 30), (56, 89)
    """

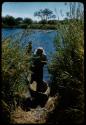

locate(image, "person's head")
(36, 48), (43, 56)
(34, 47), (46, 56)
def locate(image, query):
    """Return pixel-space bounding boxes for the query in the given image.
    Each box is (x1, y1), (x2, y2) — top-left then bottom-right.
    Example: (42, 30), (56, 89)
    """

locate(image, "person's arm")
(41, 60), (47, 64)
(41, 55), (47, 65)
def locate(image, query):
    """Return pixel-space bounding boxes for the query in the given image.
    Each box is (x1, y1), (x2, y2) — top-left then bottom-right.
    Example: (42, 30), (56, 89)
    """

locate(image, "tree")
(34, 8), (56, 22)
(2, 15), (16, 27)
(15, 17), (23, 25)
(23, 18), (33, 25)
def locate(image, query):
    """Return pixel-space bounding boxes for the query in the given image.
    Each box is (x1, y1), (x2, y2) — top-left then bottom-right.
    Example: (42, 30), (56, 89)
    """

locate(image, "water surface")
(2, 28), (58, 81)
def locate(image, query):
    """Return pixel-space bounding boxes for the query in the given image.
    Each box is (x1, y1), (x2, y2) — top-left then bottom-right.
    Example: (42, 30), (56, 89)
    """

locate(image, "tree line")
(2, 8), (59, 28)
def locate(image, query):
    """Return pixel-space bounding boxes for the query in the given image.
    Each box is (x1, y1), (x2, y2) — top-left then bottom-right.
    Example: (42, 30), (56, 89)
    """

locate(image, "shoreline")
(2, 24), (58, 30)
(2, 27), (57, 32)
(2, 27), (57, 30)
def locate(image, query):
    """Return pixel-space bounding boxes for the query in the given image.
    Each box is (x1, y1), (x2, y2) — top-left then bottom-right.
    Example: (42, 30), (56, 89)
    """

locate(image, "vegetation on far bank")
(2, 8), (76, 30)
(2, 16), (81, 30)
(2, 16), (69, 30)
(2, 8), (57, 29)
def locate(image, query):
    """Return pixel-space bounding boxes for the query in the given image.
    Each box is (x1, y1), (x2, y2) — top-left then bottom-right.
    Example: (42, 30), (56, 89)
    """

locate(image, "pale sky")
(2, 2), (84, 21)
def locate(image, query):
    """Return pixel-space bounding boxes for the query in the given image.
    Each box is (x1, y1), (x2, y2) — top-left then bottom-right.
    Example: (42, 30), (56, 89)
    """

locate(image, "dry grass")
(11, 106), (47, 124)
(10, 95), (59, 124)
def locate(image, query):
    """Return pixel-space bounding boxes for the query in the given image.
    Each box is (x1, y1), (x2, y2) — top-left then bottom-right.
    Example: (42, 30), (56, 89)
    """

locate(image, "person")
(26, 41), (32, 54)
(30, 47), (47, 92)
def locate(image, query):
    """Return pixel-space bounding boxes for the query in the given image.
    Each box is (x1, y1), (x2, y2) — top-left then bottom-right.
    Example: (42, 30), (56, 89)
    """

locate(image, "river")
(2, 28), (58, 82)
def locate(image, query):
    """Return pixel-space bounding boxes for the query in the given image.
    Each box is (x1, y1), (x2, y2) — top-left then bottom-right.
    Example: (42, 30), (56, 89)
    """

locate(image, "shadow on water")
(2, 28), (58, 81)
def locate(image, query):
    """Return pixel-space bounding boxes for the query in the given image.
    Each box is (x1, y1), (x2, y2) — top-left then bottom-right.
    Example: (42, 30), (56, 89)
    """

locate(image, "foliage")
(19, 23), (28, 28)
(15, 17), (23, 26)
(34, 8), (56, 22)
(47, 20), (57, 25)
(30, 23), (43, 29)
(1, 32), (32, 112)
(39, 19), (47, 24)
(41, 24), (57, 29)
(48, 2), (84, 124)
(2, 15), (57, 29)
(2, 15), (16, 27)
(23, 18), (33, 25)
(30, 23), (57, 30)
(2, 16), (33, 28)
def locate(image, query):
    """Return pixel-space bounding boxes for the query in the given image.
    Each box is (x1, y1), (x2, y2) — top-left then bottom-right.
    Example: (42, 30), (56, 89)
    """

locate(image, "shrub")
(19, 23), (28, 28)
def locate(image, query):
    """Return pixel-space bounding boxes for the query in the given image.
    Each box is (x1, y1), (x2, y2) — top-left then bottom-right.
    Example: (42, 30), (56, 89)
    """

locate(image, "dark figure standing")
(30, 47), (47, 92)
(26, 41), (32, 54)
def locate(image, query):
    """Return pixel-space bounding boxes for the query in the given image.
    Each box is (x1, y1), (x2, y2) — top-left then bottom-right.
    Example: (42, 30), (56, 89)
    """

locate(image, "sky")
(2, 2), (83, 21)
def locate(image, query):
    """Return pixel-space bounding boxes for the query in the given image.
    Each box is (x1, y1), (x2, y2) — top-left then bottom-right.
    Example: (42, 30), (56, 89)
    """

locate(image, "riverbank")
(2, 24), (57, 30)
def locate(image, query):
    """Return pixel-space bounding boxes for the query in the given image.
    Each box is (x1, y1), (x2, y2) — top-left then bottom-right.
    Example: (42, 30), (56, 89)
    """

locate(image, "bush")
(47, 20), (57, 25)
(19, 23), (28, 28)
(30, 24), (42, 29)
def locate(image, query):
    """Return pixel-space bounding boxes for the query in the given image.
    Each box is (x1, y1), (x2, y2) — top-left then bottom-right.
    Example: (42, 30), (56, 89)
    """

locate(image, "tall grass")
(1, 29), (32, 123)
(48, 3), (84, 124)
